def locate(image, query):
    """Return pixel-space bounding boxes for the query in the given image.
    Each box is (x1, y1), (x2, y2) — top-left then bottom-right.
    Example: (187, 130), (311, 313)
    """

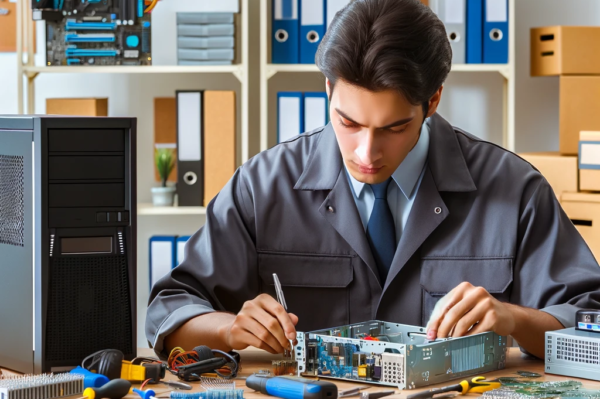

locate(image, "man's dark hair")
(316, 0), (452, 115)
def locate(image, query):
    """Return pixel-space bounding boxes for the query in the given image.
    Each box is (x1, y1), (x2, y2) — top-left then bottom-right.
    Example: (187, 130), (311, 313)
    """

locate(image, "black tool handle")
(406, 384), (461, 399)
(94, 379), (132, 399)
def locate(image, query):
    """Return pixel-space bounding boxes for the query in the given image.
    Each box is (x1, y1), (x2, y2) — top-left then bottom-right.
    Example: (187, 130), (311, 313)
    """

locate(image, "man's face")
(328, 79), (440, 185)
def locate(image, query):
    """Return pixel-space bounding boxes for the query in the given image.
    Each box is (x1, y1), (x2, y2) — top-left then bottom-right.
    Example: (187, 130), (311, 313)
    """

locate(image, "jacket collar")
(294, 113), (477, 193)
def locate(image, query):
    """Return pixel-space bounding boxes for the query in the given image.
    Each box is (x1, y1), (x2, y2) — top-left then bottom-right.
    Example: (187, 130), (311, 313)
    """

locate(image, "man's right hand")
(218, 294), (299, 354)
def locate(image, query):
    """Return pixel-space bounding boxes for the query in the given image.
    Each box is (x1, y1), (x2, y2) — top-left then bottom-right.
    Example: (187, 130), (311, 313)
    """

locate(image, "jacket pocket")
(420, 257), (513, 326)
(258, 252), (354, 332)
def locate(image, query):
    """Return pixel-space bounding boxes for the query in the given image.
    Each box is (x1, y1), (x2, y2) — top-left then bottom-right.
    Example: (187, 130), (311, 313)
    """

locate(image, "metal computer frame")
(296, 320), (507, 389)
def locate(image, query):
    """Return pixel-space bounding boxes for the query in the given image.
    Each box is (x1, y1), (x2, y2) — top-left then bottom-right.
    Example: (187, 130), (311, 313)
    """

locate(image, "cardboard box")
(519, 152), (578, 197)
(0, 0), (36, 53)
(579, 131), (600, 192)
(559, 76), (600, 155)
(560, 192), (600, 262)
(531, 26), (600, 76)
(46, 98), (108, 116)
(154, 97), (177, 183)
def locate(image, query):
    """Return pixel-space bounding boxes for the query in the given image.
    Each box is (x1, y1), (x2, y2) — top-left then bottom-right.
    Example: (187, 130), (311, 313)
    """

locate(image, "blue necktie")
(366, 178), (396, 283)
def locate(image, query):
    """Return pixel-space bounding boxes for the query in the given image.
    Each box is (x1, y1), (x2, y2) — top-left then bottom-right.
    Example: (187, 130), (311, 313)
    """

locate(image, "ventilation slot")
(381, 352), (404, 385)
(556, 337), (599, 364)
(450, 335), (485, 373)
(0, 155), (25, 247)
(45, 255), (133, 361)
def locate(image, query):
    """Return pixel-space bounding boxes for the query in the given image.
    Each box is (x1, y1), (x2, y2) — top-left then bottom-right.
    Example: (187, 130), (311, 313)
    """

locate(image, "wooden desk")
(137, 347), (600, 399)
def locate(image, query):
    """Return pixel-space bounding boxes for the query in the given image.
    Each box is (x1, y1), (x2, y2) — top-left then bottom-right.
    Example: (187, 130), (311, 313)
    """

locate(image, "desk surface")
(137, 347), (600, 399)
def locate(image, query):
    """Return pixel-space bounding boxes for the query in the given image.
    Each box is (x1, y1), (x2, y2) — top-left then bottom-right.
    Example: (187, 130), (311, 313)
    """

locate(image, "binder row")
(149, 235), (190, 289)
(277, 91), (328, 143)
(430, 0), (508, 64)
(176, 12), (235, 65)
(272, 0), (351, 64)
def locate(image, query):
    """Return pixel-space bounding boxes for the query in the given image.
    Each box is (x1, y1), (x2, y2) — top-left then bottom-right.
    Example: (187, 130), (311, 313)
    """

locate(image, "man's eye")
(387, 127), (407, 134)
(338, 118), (357, 128)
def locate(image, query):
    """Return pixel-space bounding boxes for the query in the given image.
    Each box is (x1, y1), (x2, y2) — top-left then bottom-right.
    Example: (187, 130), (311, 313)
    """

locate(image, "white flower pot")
(151, 186), (176, 206)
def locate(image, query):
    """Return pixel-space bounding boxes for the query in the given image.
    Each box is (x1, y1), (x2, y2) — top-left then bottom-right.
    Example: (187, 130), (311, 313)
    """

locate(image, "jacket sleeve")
(145, 166), (258, 358)
(511, 176), (600, 328)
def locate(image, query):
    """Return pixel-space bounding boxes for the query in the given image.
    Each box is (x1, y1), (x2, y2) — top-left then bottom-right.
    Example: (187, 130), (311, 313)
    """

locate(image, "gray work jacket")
(146, 113), (600, 358)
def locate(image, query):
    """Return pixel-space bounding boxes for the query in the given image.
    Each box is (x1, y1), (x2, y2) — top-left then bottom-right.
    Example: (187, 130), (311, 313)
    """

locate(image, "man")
(147, 0), (600, 360)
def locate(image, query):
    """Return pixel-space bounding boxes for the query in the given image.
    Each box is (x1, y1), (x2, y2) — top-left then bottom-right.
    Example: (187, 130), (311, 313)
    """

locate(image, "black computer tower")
(0, 115), (137, 373)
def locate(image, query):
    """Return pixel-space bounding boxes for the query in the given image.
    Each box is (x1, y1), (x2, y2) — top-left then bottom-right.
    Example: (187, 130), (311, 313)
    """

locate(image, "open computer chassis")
(296, 320), (508, 389)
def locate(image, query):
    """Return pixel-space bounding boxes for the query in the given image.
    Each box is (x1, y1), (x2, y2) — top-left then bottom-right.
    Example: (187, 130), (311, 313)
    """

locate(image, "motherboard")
(32, 0), (151, 66)
(296, 320), (508, 389)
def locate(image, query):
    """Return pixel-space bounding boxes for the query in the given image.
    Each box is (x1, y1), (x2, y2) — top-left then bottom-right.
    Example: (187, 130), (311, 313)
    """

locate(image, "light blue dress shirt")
(345, 120), (430, 245)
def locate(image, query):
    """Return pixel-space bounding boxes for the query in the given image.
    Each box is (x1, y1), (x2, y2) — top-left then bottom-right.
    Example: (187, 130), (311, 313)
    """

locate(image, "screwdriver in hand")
(79, 379), (132, 399)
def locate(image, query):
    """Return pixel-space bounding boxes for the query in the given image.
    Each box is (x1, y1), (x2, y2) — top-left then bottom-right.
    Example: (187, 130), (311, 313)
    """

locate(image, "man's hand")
(426, 282), (516, 340)
(218, 294), (299, 354)
(425, 281), (564, 359)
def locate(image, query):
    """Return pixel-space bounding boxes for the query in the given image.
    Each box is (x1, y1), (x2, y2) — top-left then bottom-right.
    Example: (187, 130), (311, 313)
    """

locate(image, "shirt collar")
(347, 119), (430, 200)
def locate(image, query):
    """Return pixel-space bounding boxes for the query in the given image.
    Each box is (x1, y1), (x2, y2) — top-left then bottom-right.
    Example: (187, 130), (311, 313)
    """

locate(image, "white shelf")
(23, 65), (243, 75)
(265, 63), (511, 79)
(451, 64), (511, 79)
(138, 203), (207, 216)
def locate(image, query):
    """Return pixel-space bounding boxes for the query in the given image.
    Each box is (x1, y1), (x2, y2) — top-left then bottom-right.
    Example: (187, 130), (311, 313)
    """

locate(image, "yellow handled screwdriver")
(407, 376), (501, 399)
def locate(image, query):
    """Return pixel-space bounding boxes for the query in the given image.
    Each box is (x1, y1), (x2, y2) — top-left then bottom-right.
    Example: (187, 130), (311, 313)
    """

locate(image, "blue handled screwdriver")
(246, 374), (338, 399)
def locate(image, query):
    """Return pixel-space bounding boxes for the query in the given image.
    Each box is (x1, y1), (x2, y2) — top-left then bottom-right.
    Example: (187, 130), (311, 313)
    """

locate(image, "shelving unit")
(260, 0), (516, 151)
(15, 0), (251, 163)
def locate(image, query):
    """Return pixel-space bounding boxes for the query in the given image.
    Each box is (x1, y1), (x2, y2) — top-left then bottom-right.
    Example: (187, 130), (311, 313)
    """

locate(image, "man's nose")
(355, 129), (382, 165)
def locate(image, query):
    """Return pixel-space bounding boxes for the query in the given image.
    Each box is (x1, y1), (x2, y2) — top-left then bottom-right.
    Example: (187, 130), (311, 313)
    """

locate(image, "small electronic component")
(271, 360), (298, 376)
(296, 320), (507, 389)
(32, 0), (152, 66)
(199, 377), (236, 391)
(0, 373), (84, 399)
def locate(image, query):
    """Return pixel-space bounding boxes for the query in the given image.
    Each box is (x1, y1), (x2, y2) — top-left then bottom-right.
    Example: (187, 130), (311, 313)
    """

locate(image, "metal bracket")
(232, 67), (245, 82)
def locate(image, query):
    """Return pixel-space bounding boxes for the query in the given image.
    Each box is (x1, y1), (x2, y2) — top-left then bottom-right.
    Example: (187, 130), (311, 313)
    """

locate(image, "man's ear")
(426, 86), (444, 118)
(325, 78), (331, 98)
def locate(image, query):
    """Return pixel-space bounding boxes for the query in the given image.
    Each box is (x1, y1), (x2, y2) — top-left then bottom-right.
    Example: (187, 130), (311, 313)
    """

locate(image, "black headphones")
(82, 349), (124, 380)
(174, 346), (240, 381)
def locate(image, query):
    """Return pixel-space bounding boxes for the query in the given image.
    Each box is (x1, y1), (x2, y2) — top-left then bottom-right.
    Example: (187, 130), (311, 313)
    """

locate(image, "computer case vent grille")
(0, 155), (25, 247)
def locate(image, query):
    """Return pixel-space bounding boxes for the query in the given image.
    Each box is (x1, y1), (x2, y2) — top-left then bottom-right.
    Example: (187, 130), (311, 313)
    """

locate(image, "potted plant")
(151, 148), (176, 206)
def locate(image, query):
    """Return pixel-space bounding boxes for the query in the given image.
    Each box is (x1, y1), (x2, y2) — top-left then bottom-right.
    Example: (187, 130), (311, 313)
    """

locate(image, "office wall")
(1, 0), (600, 347)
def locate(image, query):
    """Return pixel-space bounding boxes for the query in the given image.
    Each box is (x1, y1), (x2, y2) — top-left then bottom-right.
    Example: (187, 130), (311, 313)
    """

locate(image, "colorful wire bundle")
(167, 347), (239, 381)
(168, 347), (201, 373)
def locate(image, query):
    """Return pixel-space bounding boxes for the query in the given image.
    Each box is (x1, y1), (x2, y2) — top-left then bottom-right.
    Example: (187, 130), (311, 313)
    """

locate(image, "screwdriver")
(407, 376), (501, 399)
(79, 379), (132, 399)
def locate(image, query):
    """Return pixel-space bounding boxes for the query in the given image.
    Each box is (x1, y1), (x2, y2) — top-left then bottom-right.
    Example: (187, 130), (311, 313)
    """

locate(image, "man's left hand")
(426, 281), (516, 340)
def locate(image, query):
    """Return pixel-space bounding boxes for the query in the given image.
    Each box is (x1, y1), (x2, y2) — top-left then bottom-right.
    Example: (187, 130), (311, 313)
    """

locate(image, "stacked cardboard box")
(46, 98), (108, 116)
(176, 12), (235, 66)
(530, 26), (600, 261)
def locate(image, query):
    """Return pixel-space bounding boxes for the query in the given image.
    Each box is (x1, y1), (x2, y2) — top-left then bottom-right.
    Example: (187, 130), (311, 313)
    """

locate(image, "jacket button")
(327, 205), (335, 213)
(434, 207), (442, 214)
